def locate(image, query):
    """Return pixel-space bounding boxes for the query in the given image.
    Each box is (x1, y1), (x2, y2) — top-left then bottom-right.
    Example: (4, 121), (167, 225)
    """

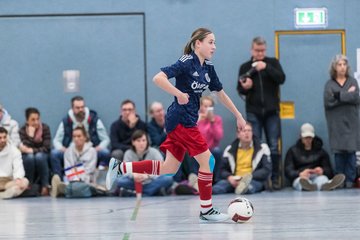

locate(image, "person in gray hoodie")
(324, 55), (360, 188)
(50, 125), (101, 197)
(0, 127), (29, 199)
(114, 130), (173, 197)
(0, 104), (20, 148)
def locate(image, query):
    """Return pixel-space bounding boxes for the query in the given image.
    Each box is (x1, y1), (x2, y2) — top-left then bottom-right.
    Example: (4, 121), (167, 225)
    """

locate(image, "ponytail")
(184, 41), (194, 55)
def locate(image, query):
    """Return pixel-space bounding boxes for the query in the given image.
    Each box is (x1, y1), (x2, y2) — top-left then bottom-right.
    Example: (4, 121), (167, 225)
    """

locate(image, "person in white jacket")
(0, 127), (29, 199)
(0, 104), (20, 148)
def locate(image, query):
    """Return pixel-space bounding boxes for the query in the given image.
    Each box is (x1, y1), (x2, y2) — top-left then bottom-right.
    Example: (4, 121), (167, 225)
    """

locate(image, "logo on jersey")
(191, 81), (209, 93)
(192, 71), (199, 77)
(205, 73), (210, 82)
(179, 54), (193, 62)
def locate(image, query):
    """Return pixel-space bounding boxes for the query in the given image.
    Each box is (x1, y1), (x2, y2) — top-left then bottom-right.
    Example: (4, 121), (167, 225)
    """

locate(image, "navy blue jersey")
(160, 52), (223, 132)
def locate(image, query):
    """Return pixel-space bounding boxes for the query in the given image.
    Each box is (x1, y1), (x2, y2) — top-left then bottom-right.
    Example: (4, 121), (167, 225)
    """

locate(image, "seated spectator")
(0, 127), (29, 199)
(0, 104), (20, 147)
(51, 96), (110, 178)
(19, 108), (51, 196)
(110, 99), (147, 160)
(51, 126), (106, 198)
(147, 101), (197, 188)
(147, 101), (166, 148)
(114, 130), (173, 197)
(213, 123), (272, 195)
(198, 95), (223, 182)
(285, 123), (345, 191)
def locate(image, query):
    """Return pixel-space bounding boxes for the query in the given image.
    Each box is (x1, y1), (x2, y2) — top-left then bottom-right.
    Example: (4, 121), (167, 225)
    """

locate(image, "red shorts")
(160, 124), (209, 162)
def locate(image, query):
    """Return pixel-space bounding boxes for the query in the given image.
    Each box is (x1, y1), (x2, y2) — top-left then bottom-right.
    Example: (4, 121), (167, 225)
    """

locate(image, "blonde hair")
(200, 95), (215, 106)
(184, 28), (212, 55)
(329, 54), (351, 80)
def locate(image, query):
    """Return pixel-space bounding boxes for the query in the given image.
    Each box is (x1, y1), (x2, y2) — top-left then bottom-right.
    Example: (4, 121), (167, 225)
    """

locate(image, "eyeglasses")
(253, 48), (266, 53)
(237, 129), (252, 133)
(122, 108), (134, 112)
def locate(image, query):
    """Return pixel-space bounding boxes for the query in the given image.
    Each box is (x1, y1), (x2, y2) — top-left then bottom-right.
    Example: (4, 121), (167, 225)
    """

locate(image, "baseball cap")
(300, 123), (315, 138)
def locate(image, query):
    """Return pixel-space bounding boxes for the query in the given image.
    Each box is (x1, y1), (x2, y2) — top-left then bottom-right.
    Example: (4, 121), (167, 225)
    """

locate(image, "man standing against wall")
(237, 37), (286, 190)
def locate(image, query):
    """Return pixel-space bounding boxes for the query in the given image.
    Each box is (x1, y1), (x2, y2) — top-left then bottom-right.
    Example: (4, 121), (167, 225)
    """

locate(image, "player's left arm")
(215, 90), (246, 130)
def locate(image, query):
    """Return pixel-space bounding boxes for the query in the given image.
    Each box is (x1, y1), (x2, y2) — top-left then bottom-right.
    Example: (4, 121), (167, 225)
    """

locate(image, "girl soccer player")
(106, 27), (246, 222)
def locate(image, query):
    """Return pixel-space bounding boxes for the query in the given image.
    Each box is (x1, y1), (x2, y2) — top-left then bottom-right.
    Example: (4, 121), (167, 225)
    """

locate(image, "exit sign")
(294, 8), (328, 28)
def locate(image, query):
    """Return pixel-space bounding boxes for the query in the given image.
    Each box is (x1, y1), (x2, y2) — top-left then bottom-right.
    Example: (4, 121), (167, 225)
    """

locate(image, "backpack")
(65, 181), (96, 198)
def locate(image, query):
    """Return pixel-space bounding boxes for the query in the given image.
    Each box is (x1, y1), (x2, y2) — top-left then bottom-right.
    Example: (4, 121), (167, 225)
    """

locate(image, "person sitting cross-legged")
(0, 127), (29, 199)
(112, 130), (173, 197)
(51, 125), (107, 198)
(213, 122), (272, 195)
(285, 123), (345, 191)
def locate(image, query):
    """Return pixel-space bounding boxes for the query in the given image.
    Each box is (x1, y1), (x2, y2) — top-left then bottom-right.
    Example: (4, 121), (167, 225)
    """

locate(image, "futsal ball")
(228, 197), (254, 223)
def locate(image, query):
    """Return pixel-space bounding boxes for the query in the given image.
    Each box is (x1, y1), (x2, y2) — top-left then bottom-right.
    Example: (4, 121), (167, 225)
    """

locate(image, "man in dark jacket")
(237, 37), (285, 190)
(110, 99), (147, 160)
(213, 123), (272, 195)
(285, 123), (345, 191)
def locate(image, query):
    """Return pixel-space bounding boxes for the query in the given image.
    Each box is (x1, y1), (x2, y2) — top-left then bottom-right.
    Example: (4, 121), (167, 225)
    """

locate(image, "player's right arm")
(153, 71), (189, 105)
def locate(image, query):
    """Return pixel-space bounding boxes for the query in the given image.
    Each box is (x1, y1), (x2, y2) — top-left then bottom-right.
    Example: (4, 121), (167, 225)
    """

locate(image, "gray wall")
(0, 0), (359, 157)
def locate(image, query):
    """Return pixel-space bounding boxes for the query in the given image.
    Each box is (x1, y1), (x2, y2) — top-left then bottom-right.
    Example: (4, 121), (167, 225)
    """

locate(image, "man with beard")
(51, 96), (110, 178)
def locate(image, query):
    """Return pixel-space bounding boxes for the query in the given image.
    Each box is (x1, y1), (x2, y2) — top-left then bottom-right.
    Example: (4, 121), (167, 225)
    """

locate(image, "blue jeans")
(117, 175), (174, 196)
(97, 148), (111, 167)
(173, 153), (199, 182)
(292, 175), (329, 191)
(247, 112), (281, 182)
(334, 152), (356, 185)
(22, 152), (49, 187)
(50, 149), (64, 177)
(212, 179), (264, 195)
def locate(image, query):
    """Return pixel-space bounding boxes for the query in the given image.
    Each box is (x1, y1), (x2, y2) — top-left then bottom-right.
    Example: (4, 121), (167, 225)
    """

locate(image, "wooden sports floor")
(1, 189), (360, 239)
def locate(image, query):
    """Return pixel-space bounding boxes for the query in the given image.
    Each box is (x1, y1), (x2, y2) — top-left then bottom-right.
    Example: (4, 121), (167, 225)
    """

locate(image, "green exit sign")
(294, 8), (328, 28)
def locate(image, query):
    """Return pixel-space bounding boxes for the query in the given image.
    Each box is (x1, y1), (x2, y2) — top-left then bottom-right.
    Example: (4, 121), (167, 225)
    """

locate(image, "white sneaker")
(235, 174), (252, 195)
(0, 186), (19, 199)
(199, 208), (229, 223)
(188, 173), (199, 192)
(105, 158), (122, 190)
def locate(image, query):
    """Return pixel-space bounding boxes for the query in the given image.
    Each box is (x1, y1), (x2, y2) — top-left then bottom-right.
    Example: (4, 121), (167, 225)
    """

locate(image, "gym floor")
(1, 189), (360, 239)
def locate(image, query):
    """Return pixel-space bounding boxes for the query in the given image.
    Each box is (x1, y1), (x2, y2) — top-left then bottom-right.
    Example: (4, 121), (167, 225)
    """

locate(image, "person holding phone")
(197, 96), (223, 183)
(237, 37), (286, 190)
(285, 123), (345, 191)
